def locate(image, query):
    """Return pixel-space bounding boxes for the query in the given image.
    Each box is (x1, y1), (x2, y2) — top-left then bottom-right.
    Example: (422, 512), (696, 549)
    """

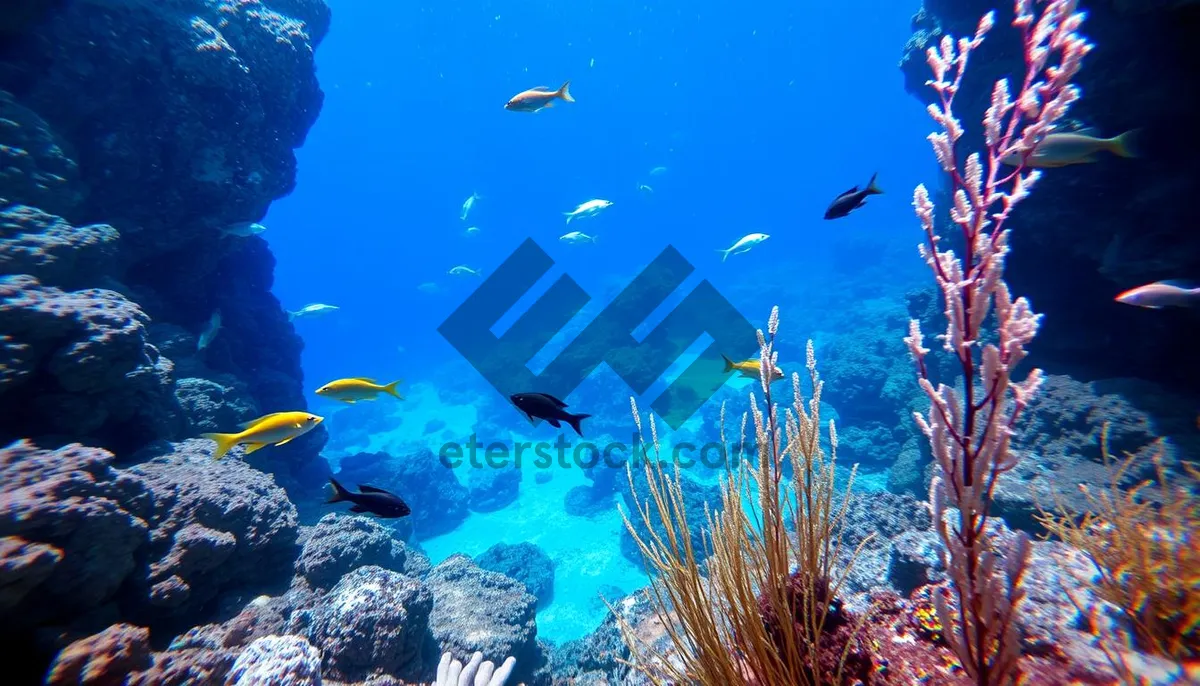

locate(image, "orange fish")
(505, 81), (574, 113)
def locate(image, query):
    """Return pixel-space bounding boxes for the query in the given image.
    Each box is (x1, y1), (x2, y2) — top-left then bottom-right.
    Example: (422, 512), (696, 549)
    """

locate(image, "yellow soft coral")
(1037, 424), (1200, 669)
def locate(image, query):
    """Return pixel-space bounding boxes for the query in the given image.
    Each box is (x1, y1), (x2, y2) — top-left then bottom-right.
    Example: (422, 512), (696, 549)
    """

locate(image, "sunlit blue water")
(264, 0), (934, 642)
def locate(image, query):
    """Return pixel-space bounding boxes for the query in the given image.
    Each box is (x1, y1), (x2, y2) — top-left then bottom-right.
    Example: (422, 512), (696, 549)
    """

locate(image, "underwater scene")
(1, 0), (1198, 684)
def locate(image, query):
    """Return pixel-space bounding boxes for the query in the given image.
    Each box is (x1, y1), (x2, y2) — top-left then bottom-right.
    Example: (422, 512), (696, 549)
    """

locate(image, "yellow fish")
(722, 354), (784, 382)
(201, 411), (323, 460)
(315, 377), (405, 403)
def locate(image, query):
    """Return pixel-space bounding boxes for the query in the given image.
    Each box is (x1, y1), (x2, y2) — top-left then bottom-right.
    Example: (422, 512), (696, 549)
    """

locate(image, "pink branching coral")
(903, 1), (1092, 685)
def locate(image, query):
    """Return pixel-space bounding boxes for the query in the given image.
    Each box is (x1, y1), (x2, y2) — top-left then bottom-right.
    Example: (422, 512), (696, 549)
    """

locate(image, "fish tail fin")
(717, 248), (731, 262)
(866, 172), (883, 194)
(383, 380), (405, 400)
(326, 477), (351, 503)
(286, 310), (297, 322)
(564, 214), (573, 224)
(1110, 129), (1141, 158)
(721, 354), (734, 373)
(201, 432), (239, 461)
(558, 80), (575, 103)
(566, 413), (591, 437)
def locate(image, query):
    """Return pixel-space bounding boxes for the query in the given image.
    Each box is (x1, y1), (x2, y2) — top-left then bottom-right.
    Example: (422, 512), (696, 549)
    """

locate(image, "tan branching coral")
(614, 306), (872, 685)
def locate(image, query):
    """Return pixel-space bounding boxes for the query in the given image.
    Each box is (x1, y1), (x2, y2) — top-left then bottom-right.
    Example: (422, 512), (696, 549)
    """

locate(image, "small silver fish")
(288, 303), (339, 321)
(461, 192), (482, 221)
(564, 199), (613, 224)
(560, 231), (597, 244)
(222, 221), (266, 238)
(717, 233), (770, 262)
(448, 265), (482, 277)
(1115, 281), (1200, 309)
(197, 310), (222, 351)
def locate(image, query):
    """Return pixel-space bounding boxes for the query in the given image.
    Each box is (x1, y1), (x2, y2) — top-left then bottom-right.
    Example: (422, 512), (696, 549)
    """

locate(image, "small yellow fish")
(315, 377), (405, 403)
(1000, 128), (1138, 168)
(722, 354), (784, 382)
(201, 411), (323, 460)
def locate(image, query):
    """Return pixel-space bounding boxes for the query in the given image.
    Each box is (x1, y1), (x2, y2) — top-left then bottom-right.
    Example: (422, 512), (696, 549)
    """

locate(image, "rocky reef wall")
(0, 0), (332, 478)
(0, 0), (333, 679)
(900, 0), (1200, 400)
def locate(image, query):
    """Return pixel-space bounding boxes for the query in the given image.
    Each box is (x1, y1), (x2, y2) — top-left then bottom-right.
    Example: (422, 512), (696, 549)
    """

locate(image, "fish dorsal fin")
(1074, 126), (1101, 137)
(352, 377), (378, 383)
(842, 185), (859, 195)
(535, 392), (568, 408)
(531, 85), (553, 91)
(239, 412), (288, 429)
(358, 484), (390, 494)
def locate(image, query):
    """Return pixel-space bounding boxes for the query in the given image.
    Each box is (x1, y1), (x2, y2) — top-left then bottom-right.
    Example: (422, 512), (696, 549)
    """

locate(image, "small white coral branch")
(434, 651), (517, 686)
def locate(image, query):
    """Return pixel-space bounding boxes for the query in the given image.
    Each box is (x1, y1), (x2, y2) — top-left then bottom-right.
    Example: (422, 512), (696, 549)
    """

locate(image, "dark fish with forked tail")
(823, 173), (883, 219)
(510, 392), (591, 436)
(326, 478), (410, 518)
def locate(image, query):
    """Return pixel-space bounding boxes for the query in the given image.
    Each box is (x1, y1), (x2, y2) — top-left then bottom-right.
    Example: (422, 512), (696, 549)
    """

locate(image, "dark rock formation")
(297, 566), (434, 682)
(0, 275), (180, 454)
(474, 542), (556, 608)
(426, 554), (547, 685)
(124, 439), (300, 626)
(0, 441), (150, 632)
(0, 439), (300, 678)
(899, 0), (1200, 404)
(295, 513), (409, 589)
(466, 464), (521, 512)
(0, 0), (333, 486)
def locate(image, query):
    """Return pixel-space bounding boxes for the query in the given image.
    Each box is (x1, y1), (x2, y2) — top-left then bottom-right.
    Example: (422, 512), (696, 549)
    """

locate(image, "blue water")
(264, 0), (933, 642)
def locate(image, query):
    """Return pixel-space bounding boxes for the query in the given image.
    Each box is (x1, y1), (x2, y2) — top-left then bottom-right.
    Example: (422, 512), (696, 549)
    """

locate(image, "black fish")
(823, 173), (883, 220)
(326, 478), (411, 518)
(511, 392), (591, 436)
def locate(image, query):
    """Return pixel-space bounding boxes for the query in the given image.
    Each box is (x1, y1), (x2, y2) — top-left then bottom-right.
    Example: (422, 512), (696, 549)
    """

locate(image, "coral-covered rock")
(295, 513), (408, 589)
(0, 0), (328, 262)
(991, 374), (1179, 531)
(125, 439), (299, 622)
(45, 622), (152, 686)
(173, 375), (260, 435)
(426, 555), (542, 685)
(0, 90), (80, 216)
(0, 441), (150, 631)
(474, 542), (555, 609)
(296, 566), (433, 682)
(226, 634), (322, 686)
(0, 204), (116, 289)
(0, 275), (180, 452)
